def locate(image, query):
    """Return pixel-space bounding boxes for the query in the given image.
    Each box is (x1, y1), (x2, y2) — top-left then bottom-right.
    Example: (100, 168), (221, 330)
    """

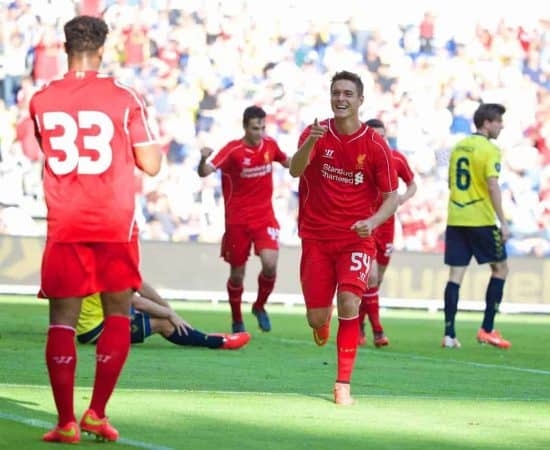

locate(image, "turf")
(1, 296), (549, 449)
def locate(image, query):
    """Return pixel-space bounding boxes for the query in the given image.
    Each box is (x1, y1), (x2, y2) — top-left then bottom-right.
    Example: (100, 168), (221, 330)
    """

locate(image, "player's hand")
(351, 218), (376, 237)
(169, 312), (192, 335)
(500, 222), (511, 242)
(200, 147), (213, 158)
(308, 118), (327, 141)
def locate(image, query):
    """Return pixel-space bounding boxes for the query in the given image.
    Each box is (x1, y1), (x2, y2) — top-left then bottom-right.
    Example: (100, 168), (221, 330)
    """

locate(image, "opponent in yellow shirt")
(447, 134), (502, 226)
(442, 103), (511, 350)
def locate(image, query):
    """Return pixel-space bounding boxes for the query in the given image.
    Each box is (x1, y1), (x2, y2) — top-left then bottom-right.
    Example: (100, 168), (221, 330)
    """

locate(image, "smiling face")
(330, 79), (364, 120)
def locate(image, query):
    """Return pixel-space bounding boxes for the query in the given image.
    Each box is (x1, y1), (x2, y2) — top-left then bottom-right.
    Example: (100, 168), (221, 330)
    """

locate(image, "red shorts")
(221, 220), (280, 266)
(39, 239), (141, 299)
(373, 220), (395, 266)
(300, 238), (375, 309)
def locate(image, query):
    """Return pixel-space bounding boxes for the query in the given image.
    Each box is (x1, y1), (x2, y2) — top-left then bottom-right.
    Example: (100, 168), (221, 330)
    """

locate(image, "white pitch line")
(0, 411), (174, 450)
(273, 337), (550, 376)
(1, 384), (549, 402)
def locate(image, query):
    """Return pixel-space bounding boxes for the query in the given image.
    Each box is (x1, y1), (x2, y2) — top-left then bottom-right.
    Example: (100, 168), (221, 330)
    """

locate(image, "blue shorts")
(130, 306), (153, 344)
(444, 225), (507, 266)
(77, 306), (152, 344)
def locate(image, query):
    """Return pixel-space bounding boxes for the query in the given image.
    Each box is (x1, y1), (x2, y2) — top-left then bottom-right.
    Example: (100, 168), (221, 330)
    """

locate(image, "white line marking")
(1, 384), (548, 402)
(273, 337), (550, 376)
(0, 411), (174, 450)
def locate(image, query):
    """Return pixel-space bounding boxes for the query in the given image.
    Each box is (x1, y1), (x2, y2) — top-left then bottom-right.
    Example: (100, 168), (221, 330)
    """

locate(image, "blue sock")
(481, 277), (505, 332)
(444, 282), (460, 338)
(165, 329), (224, 349)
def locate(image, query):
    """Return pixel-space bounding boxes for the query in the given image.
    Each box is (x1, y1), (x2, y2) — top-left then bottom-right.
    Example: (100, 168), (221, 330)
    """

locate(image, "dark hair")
(243, 105), (266, 127)
(473, 103), (506, 129)
(365, 118), (385, 129)
(330, 71), (364, 97)
(64, 16), (108, 54)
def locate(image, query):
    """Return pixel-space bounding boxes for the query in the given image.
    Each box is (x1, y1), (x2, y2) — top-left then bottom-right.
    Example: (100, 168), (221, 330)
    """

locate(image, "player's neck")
(67, 54), (102, 73)
(333, 116), (362, 136)
(242, 137), (261, 147)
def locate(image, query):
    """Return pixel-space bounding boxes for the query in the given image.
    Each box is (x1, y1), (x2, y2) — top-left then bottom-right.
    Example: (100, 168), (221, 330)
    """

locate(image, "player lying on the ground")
(76, 281), (251, 350)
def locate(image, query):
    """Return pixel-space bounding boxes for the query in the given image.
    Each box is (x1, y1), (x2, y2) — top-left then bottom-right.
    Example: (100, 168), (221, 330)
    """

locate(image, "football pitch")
(1, 296), (549, 449)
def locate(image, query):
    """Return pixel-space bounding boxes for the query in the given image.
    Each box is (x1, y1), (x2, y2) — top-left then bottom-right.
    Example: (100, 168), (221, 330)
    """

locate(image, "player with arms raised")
(30, 16), (161, 443)
(290, 71), (398, 405)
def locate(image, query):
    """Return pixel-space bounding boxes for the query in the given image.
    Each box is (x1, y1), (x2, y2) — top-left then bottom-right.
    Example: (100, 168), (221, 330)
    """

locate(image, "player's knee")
(261, 266), (277, 278)
(491, 261), (509, 279)
(306, 310), (329, 329)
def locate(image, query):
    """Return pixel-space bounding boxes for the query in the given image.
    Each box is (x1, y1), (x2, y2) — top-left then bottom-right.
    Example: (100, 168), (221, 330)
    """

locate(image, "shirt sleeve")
(273, 141), (288, 163)
(371, 133), (398, 193)
(127, 90), (157, 147)
(210, 143), (233, 171)
(485, 145), (501, 179)
(394, 150), (415, 184)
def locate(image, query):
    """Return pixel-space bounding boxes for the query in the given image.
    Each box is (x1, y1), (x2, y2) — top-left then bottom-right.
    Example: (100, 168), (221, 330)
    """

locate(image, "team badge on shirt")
(356, 154), (366, 169)
(264, 152), (271, 163)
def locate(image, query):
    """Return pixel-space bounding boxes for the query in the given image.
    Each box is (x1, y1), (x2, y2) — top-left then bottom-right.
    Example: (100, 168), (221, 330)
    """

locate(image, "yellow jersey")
(447, 134), (502, 226)
(76, 293), (104, 336)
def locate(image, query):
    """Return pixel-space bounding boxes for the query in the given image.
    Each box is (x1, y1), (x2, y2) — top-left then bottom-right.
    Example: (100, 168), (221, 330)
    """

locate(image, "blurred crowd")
(0, 0), (549, 256)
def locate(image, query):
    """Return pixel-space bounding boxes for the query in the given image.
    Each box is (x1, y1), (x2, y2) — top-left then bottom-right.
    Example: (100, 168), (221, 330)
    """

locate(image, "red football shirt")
(209, 136), (288, 225)
(377, 149), (415, 228)
(29, 70), (157, 242)
(298, 119), (397, 241)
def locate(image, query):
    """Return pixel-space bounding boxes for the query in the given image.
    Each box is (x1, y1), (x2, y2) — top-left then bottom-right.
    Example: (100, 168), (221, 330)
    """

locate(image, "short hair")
(330, 71), (364, 97)
(365, 118), (385, 129)
(64, 16), (108, 54)
(473, 103), (506, 129)
(243, 105), (266, 127)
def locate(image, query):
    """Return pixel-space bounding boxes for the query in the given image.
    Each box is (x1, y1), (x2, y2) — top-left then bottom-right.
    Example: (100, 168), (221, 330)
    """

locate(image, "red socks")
(227, 280), (244, 323)
(45, 326), (77, 426)
(253, 272), (275, 311)
(336, 316), (359, 383)
(89, 315), (130, 418)
(363, 287), (383, 334)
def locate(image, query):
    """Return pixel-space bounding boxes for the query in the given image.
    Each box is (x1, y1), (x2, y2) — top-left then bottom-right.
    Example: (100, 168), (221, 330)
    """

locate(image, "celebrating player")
(442, 103), (511, 349)
(30, 16), (162, 443)
(358, 119), (417, 347)
(198, 106), (289, 333)
(290, 71), (398, 405)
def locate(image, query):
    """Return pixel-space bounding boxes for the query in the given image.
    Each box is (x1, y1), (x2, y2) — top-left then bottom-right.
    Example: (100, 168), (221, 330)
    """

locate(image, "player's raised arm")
(197, 146), (216, 177)
(134, 143), (161, 176)
(289, 118), (326, 177)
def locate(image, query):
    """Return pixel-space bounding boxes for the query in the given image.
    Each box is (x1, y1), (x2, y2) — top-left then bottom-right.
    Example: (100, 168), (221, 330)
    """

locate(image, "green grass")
(1, 296), (550, 449)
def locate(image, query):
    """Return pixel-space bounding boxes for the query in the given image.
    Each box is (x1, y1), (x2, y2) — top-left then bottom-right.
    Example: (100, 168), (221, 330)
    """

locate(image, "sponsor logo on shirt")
(243, 157), (251, 166)
(241, 164), (272, 178)
(320, 163), (364, 185)
(323, 149), (335, 159)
